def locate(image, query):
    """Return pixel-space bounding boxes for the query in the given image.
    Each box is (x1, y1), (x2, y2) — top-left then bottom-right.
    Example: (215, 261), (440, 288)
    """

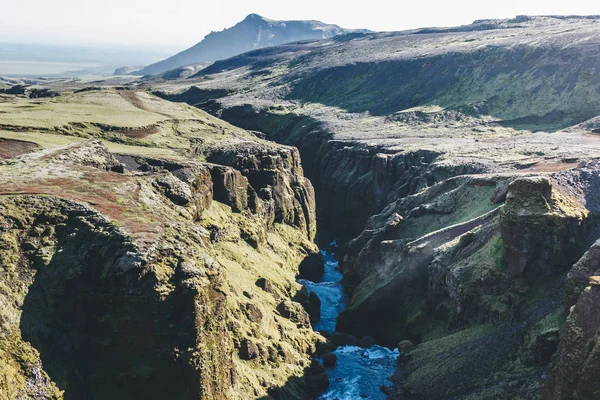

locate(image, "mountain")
(135, 13), (363, 76)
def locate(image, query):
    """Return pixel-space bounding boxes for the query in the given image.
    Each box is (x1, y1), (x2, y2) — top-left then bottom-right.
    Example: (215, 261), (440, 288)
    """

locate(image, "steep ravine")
(148, 15), (600, 398)
(177, 100), (600, 399)
(189, 102), (455, 242)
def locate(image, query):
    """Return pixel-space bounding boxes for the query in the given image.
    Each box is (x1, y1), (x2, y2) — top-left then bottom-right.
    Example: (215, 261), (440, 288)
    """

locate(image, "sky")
(1, 0), (599, 52)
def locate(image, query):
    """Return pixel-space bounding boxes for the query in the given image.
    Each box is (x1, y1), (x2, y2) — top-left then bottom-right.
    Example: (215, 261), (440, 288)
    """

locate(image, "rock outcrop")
(0, 139), (323, 399)
(500, 177), (587, 277)
(206, 144), (317, 241)
(544, 280), (600, 400)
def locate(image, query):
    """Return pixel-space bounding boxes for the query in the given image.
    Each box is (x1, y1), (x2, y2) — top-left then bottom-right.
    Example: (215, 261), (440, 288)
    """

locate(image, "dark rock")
(490, 184), (509, 204)
(526, 328), (560, 366)
(239, 339), (260, 360)
(309, 360), (326, 375)
(275, 343), (293, 363)
(277, 301), (311, 328)
(380, 384), (392, 395)
(398, 340), (416, 354)
(110, 163), (126, 174)
(0, 85), (27, 95)
(22, 240), (37, 251)
(267, 346), (279, 363)
(358, 336), (376, 348)
(245, 303), (263, 323)
(295, 287), (321, 323)
(306, 372), (329, 392)
(28, 88), (59, 99)
(458, 231), (476, 248)
(322, 352), (337, 367)
(306, 360), (329, 391)
(256, 277), (274, 293)
(298, 252), (325, 281)
(230, 367), (238, 386)
(267, 387), (284, 400)
(328, 332), (359, 347)
(383, 213), (403, 233)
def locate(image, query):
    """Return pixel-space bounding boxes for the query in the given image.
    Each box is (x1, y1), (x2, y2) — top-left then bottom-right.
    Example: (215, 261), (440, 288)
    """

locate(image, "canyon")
(3, 13), (600, 400)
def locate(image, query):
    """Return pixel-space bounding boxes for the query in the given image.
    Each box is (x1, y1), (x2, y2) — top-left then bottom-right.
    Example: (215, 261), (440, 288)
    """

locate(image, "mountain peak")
(136, 15), (362, 76)
(243, 13), (265, 21)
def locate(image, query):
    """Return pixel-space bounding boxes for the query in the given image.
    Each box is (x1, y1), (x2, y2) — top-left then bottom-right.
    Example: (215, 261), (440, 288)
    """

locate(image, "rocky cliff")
(0, 88), (328, 399)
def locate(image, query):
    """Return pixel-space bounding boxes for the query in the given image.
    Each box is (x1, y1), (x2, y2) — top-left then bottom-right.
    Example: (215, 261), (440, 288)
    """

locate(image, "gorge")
(3, 13), (600, 400)
(149, 14), (600, 399)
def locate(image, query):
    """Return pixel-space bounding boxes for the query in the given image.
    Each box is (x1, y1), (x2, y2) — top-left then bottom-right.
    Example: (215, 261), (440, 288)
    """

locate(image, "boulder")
(295, 287), (321, 323)
(298, 252), (325, 281)
(398, 340), (416, 354)
(358, 336), (376, 348)
(155, 174), (193, 206)
(245, 303), (263, 323)
(239, 339), (260, 360)
(256, 277), (274, 293)
(277, 301), (311, 328)
(328, 332), (359, 347)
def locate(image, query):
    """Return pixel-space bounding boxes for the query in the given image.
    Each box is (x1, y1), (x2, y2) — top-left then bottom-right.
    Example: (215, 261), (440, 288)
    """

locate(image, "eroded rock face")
(334, 172), (593, 399)
(0, 141), (323, 399)
(544, 284), (600, 400)
(500, 177), (587, 277)
(208, 165), (250, 212)
(565, 240), (600, 309)
(207, 145), (317, 241)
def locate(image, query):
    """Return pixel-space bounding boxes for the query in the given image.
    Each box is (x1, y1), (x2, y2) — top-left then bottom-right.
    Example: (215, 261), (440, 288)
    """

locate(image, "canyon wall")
(0, 139), (325, 400)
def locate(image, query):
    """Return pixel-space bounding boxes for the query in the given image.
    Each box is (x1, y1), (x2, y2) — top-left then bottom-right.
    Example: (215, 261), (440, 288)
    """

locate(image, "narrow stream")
(299, 242), (399, 400)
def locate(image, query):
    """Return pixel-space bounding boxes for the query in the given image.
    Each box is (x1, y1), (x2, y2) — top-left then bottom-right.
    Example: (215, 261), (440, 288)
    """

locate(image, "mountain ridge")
(136, 13), (364, 76)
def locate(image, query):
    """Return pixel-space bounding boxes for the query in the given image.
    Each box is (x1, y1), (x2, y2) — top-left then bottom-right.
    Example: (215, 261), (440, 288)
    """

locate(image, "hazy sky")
(2, 0), (599, 51)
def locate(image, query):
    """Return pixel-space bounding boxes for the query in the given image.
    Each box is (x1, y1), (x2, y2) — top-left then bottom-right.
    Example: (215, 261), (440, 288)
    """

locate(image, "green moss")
(537, 308), (566, 334)
(492, 237), (506, 270)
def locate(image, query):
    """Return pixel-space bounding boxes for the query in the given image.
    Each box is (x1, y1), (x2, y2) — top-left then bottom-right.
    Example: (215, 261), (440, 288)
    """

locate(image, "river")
(299, 242), (399, 400)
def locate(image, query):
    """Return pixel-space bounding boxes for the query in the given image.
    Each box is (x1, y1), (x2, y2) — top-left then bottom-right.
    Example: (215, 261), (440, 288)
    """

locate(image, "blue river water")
(299, 243), (399, 400)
